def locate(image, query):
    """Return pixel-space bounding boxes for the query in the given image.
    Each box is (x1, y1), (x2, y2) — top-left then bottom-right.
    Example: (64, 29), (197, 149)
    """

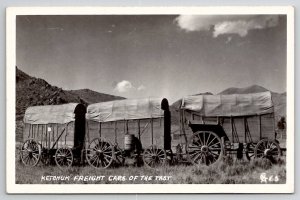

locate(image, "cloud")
(137, 85), (146, 91)
(114, 81), (146, 93)
(114, 80), (134, 93)
(175, 15), (279, 37)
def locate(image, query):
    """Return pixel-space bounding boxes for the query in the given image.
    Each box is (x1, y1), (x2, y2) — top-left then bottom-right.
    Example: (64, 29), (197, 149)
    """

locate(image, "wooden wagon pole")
(33, 124), (36, 139)
(86, 120), (90, 144)
(258, 115), (262, 140)
(35, 124), (37, 139)
(138, 120), (141, 140)
(114, 121), (117, 143)
(230, 117), (234, 143)
(29, 124), (32, 138)
(37, 124), (39, 139)
(32, 124), (34, 139)
(47, 124), (50, 148)
(244, 117), (247, 143)
(36, 124), (39, 140)
(123, 119), (126, 134)
(151, 118), (154, 145)
(64, 123), (68, 145)
(45, 125), (47, 149)
(56, 124), (59, 148)
(41, 124), (44, 147)
(99, 122), (102, 138)
(52, 124), (55, 147)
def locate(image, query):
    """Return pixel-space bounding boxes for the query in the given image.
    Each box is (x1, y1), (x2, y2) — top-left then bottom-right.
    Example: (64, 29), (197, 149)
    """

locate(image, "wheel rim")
(86, 138), (114, 169)
(254, 139), (281, 159)
(114, 145), (125, 166)
(246, 142), (256, 160)
(143, 145), (166, 168)
(55, 147), (73, 168)
(187, 131), (223, 166)
(20, 139), (41, 166)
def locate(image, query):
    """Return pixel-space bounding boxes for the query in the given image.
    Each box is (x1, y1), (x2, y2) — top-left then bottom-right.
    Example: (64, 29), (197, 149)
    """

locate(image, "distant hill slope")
(218, 85), (268, 95)
(16, 67), (124, 120)
(68, 89), (125, 105)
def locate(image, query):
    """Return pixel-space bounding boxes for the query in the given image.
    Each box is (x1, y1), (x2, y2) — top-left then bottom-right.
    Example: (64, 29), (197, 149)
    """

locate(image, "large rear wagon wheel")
(187, 131), (223, 166)
(254, 139), (282, 160)
(55, 146), (73, 169)
(20, 139), (42, 167)
(86, 138), (114, 169)
(143, 145), (166, 168)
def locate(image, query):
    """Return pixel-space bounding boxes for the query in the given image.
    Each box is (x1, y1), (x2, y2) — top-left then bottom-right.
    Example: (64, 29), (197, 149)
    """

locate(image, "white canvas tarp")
(181, 91), (273, 117)
(86, 98), (164, 122)
(24, 103), (79, 124)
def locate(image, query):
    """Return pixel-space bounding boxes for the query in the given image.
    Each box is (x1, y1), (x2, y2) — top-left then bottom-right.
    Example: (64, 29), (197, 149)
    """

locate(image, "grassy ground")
(16, 155), (286, 184)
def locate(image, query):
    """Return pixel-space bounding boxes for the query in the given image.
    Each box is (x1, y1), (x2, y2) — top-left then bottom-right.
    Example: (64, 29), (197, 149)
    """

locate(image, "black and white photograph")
(6, 7), (294, 193)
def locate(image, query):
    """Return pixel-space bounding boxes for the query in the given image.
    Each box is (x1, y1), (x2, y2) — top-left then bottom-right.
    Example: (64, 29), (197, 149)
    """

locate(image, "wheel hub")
(201, 145), (209, 153)
(264, 149), (271, 156)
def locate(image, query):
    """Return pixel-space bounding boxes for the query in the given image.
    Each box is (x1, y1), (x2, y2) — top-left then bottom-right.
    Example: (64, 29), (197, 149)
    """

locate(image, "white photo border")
(6, 6), (295, 194)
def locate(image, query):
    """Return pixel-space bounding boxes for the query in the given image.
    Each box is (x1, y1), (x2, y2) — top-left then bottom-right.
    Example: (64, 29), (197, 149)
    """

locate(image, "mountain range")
(16, 67), (125, 120)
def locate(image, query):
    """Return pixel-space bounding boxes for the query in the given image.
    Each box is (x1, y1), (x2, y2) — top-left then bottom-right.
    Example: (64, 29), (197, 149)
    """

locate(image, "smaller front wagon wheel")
(143, 145), (166, 168)
(55, 146), (73, 169)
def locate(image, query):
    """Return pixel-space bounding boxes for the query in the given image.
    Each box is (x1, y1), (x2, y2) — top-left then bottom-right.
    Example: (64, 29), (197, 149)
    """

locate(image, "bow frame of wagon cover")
(85, 97), (172, 169)
(178, 91), (283, 166)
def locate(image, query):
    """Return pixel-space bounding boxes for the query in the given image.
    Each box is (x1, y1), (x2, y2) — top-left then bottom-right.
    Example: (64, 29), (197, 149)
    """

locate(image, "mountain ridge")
(16, 67), (125, 120)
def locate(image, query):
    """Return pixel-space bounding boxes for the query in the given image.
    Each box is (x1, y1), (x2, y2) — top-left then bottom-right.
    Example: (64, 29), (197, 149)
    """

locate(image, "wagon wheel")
(245, 142), (256, 161)
(254, 139), (282, 160)
(55, 146), (73, 168)
(113, 145), (125, 167)
(165, 149), (173, 165)
(143, 145), (166, 168)
(20, 139), (42, 166)
(187, 131), (223, 166)
(86, 138), (114, 169)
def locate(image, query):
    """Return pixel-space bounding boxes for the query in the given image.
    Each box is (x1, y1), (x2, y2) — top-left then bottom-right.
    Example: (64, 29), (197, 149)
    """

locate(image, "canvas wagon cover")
(181, 91), (273, 117)
(24, 103), (79, 124)
(86, 98), (164, 122)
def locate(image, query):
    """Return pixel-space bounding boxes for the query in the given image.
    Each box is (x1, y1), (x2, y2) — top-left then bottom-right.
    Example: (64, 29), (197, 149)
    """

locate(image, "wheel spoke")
(206, 132), (212, 145)
(197, 134), (204, 145)
(207, 137), (217, 146)
(194, 152), (203, 163)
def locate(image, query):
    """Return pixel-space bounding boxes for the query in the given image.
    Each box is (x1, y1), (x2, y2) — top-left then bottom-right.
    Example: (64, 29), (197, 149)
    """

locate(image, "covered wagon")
(85, 97), (172, 168)
(21, 103), (86, 168)
(178, 91), (282, 165)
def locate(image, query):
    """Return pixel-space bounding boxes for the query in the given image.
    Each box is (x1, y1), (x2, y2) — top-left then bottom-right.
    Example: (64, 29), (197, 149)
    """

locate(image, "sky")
(16, 15), (287, 103)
